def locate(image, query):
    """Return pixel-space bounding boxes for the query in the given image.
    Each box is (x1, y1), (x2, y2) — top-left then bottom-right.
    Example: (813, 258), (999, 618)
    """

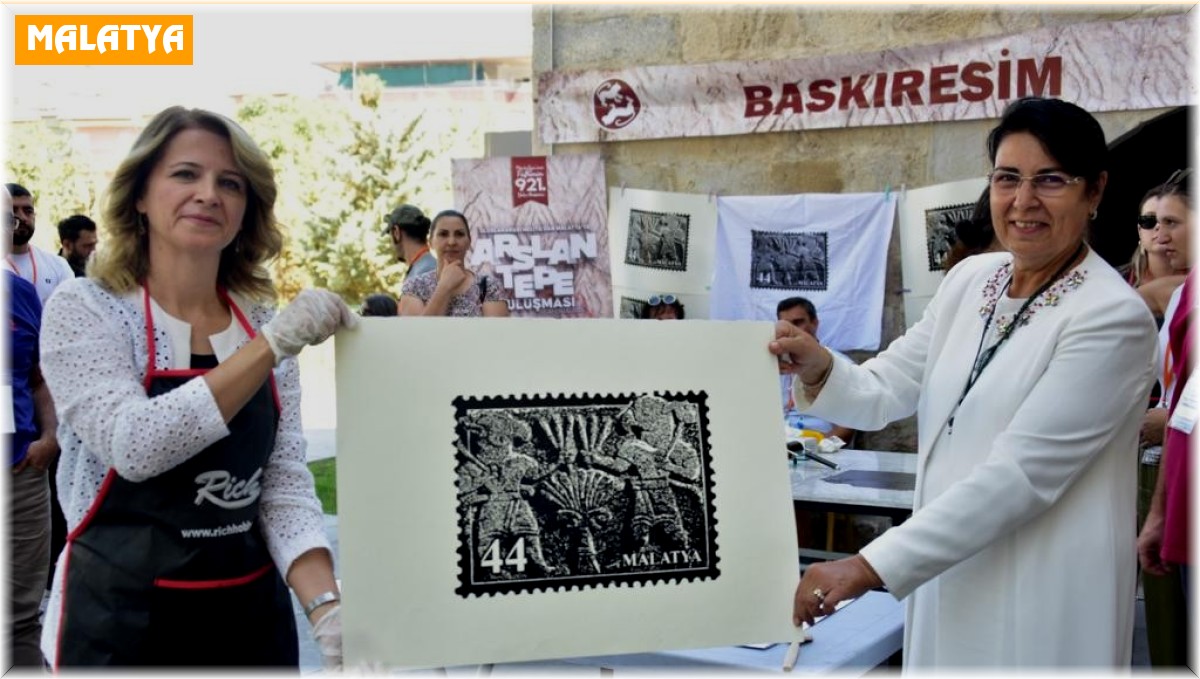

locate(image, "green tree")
(5, 119), (102, 254)
(237, 74), (440, 305)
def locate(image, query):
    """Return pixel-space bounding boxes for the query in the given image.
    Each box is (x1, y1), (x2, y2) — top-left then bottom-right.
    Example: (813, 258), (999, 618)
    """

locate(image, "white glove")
(312, 603), (343, 672)
(260, 290), (360, 365)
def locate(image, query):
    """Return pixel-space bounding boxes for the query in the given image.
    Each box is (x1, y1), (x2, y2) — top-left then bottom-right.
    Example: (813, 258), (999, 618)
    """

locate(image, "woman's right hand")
(261, 289), (360, 364)
(436, 261), (469, 292)
(768, 320), (833, 386)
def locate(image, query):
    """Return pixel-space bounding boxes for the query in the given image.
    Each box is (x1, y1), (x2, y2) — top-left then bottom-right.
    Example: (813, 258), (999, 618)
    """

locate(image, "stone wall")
(532, 5), (1187, 452)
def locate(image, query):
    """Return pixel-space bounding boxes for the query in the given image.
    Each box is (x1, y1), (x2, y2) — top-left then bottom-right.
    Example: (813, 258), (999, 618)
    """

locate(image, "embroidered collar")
(978, 261), (1088, 336)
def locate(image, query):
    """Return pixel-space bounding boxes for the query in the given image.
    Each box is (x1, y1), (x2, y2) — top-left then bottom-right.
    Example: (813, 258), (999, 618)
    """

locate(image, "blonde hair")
(90, 106), (281, 301)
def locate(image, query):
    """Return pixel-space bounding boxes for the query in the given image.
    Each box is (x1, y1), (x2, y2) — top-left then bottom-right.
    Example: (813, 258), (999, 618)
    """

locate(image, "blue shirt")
(406, 251), (437, 279)
(7, 272), (42, 466)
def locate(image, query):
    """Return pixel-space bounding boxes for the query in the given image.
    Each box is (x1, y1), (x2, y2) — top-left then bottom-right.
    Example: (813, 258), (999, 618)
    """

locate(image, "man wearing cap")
(385, 204), (436, 281)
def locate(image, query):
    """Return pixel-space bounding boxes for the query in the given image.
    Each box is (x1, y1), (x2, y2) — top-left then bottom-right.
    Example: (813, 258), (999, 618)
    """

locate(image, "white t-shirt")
(5, 245), (74, 304)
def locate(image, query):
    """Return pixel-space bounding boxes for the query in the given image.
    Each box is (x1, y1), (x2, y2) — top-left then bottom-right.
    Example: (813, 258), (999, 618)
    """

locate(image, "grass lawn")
(308, 458), (337, 515)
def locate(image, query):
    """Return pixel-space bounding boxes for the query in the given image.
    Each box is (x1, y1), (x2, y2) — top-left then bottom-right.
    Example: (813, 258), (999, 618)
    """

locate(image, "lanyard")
(408, 246), (430, 269)
(948, 242), (1085, 432)
(5, 251), (37, 285)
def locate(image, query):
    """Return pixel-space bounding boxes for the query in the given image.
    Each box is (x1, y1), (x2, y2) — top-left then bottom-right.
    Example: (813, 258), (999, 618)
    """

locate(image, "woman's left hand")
(793, 555), (882, 627)
(312, 604), (343, 671)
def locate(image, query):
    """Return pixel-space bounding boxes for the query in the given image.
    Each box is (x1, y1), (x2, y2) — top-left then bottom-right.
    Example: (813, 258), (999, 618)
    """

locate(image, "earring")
(137, 213), (148, 236)
(1090, 208), (1099, 221)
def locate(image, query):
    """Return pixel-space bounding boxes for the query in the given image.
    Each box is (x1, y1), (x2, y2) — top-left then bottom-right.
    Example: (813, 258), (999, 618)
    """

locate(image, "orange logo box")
(14, 15), (193, 66)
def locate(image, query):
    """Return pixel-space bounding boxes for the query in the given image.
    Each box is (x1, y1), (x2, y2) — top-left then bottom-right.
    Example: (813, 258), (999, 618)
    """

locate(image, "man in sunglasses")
(641, 293), (685, 320)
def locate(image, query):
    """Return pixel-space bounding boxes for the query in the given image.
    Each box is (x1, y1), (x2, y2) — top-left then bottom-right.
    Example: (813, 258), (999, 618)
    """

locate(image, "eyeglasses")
(987, 170), (1084, 196)
(1137, 214), (1160, 230)
(647, 294), (677, 306)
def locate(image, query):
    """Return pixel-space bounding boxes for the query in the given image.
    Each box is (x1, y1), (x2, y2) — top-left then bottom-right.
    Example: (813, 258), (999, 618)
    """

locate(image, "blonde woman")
(39, 106), (356, 668)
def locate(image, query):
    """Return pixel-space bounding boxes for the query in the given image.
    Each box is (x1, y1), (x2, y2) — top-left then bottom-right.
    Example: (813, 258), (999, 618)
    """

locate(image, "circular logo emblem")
(592, 79), (642, 130)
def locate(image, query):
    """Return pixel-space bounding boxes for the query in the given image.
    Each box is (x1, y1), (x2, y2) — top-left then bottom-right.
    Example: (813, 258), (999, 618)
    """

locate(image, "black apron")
(55, 287), (298, 668)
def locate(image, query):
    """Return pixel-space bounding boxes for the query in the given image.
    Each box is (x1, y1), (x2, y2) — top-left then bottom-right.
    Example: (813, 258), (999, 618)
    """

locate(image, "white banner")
(538, 13), (1192, 144)
(453, 154), (612, 318)
(712, 193), (895, 351)
(897, 177), (989, 329)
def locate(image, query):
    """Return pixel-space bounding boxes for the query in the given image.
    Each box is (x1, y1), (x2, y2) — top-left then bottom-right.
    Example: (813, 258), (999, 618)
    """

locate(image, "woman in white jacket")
(771, 97), (1157, 667)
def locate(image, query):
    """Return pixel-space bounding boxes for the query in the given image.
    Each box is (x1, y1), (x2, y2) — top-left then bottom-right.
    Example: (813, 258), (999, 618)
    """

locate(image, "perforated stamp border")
(452, 391), (719, 597)
(749, 230), (829, 291)
(624, 209), (692, 272)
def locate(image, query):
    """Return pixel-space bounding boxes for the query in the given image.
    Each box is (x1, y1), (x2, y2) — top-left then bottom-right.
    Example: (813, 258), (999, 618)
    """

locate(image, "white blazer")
(800, 249), (1157, 667)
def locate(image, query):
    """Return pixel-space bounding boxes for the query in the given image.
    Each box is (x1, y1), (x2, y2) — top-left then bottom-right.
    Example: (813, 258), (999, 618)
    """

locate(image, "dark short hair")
(360, 293), (398, 317)
(58, 214), (97, 242)
(5, 183), (31, 199)
(986, 97), (1108, 191)
(776, 296), (817, 320)
(954, 186), (994, 250)
(1140, 184), (1165, 207)
(386, 204), (431, 241)
(640, 300), (685, 320)
(431, 209), (470, 236)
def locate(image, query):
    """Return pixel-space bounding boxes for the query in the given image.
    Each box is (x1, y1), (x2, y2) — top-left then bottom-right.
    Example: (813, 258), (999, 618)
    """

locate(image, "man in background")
(6, 183), (73, 303)
(776, 297), (855, 443)
(57, 214), (98, 278)
(385, 204), (435, 281)
(4, 184), (56, 670)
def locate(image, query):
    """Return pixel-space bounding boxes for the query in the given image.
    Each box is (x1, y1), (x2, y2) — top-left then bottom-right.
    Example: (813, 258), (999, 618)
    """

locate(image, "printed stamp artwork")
(749, 231), (828, 291)
(624, 209), (691, 272)
(619, 296), (649, 319)
(924, 202), (973, 272)
(453, 391), (718, 597)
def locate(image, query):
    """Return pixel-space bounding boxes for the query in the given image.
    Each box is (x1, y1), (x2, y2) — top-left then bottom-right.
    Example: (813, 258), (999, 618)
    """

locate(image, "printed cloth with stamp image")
(452, 391), (719, 597)
(749, 231), (828, 291)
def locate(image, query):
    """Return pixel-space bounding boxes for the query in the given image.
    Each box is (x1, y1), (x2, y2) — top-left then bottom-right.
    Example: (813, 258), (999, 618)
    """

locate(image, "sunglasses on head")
(1137, 214), (1159, 230)
(1165, 168), (1192, 187)
(647, 294), (677, 306)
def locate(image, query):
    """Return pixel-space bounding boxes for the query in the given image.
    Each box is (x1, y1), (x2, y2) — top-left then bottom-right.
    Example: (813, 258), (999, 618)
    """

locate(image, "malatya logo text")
(15, 15), (193, 66)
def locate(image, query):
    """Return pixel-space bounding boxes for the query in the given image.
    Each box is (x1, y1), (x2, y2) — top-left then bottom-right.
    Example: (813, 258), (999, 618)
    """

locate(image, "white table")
(790, 449), (916, 524)
(452, 590), (902, 675)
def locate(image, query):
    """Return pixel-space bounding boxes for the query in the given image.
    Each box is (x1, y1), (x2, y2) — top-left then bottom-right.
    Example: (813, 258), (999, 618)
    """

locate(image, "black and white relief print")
(749, 230), (828, 291)
(453, 392), (718, 597)
(924, 202), (973, 272)
(624, 209), (690, 272)
(619, 296), (648, 319)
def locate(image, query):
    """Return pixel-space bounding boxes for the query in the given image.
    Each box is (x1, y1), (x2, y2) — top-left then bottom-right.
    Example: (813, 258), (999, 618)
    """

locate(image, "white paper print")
(897, 177), (989, 327)
(335, 318), (802, 668)
(608, 187), (719, 296)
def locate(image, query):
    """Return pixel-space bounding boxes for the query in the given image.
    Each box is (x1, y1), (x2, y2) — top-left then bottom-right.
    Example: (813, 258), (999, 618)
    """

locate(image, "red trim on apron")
(220, 287), (282, 413)
(153, 562), (273, 590)
(55, 285), (287, 668)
